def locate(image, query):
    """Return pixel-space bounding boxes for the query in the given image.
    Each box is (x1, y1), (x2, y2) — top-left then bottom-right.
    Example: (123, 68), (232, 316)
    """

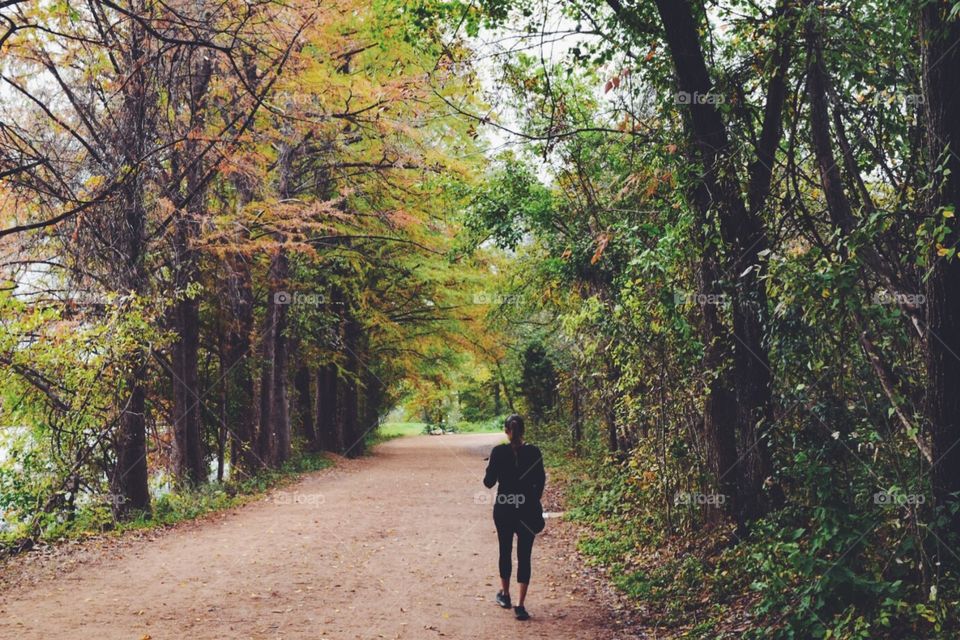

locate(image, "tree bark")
(171, 281), (205, 484)
(257, 255), (280, 466)
(111, 8), (153, 517)
(691, 177), (741, 521)
(363, 368), (383, 447)
(272, 250), (291, 466)
(217, 329), (228, 482)
(340, 308), (363, 457)
(295, 360), (317, 450)
(170, 52), (213, 486)
(316, 362), (339, 452)
(226, 253), (258, 476)
(113, 368), (151, 518)
(920, 2), (960, 535)
(651, 0), (778, 523)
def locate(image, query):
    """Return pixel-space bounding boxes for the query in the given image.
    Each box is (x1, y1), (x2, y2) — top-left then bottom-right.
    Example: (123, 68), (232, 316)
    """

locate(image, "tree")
(920, 1), (960, 536)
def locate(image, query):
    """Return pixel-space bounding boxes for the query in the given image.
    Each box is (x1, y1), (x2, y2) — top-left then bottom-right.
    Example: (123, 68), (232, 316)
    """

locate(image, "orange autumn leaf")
(591, 232), (610, 265)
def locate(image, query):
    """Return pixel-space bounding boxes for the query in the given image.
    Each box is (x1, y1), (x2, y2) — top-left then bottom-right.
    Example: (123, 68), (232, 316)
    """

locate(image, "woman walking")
(482, 414), (546, 620)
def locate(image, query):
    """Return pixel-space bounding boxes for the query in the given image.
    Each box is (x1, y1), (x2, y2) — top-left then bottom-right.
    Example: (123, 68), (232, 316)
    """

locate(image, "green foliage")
(453, 414), (509, 433)
(1, 452), (332, 550)
(464, 158), (555, 250)
(520, 341), (559, 423)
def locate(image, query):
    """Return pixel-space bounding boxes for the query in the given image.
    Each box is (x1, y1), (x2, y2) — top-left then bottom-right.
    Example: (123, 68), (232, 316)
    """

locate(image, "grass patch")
(454, 414), (507, 433)
(3, 451), (333, 553)
(371, 415), (505, 446)
(142, 452), (333, 529)
(376, 422), (429, 439)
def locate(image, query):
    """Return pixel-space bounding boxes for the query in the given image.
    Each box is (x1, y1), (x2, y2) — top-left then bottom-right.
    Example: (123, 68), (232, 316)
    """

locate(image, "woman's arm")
(483, 447), (498, 488)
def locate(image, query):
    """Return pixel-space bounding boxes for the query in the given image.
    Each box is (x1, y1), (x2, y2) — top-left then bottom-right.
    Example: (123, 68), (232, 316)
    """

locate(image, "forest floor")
(0, 433), (643, 639)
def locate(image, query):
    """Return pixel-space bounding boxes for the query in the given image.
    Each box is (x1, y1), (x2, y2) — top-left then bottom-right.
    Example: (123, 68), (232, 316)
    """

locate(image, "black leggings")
(495, 513), (536, 583)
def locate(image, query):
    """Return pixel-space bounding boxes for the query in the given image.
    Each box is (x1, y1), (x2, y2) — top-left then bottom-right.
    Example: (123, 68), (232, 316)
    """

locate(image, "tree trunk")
(921, 2), (960, 536)
(170, 48), (213, 486)
(316, 363), (339, 452)
(340, 309), (363, 457)
(295, 361), (317, 450)
(171, 285), (204, 485)
(651, 0), (777, 523)
(691, 179), (741, 522)
(226, 253), (258, 476)
(363, 368), (384, 445)
(216, 327), (228, 483)
(257, 257), (279, 466)
(257, 247), (292, 468)
(111, 11), (153, 517)
(272, 252), (291, 466)
(494, 359), (514, 411)
(112, 369), (151, 518)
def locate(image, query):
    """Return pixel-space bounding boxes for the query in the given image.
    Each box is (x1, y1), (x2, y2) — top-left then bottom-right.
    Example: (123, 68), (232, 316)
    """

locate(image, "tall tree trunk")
(316, 362), (339, 452)
(170, 51), (213, 486)
(692, 177), (741, 521)
(921, 2), (960, 536)
(111, 10), (153, 517)
(340, 309), (362, 457)
(226, 253), (258, 476)
(257, 255), (280, 466)
(295, 361), (317, 450)
(805, 6), (912, 298)
(494, 359), (514, 411)
(272, 250), (291, 466)
(217, 329), (228, 483)
(649, 0), (778, 523)
(601, 355), (623, 453)
(363, 367), (383, 445)
(171, 276), (204, 484)
(113, 367), (151, 518)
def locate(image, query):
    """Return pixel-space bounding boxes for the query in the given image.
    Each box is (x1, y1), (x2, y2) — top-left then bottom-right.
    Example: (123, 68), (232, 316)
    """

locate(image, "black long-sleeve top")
(483, 443), (546, 514)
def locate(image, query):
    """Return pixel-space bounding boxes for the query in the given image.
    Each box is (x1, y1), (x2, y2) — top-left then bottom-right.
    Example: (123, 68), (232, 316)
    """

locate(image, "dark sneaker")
(495, 590), (511, 608)
(514, 605), (530, 620)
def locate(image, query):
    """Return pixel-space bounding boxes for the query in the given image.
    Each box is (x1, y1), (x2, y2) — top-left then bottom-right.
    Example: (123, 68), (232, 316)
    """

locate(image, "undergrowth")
(1, 451), (332, 555)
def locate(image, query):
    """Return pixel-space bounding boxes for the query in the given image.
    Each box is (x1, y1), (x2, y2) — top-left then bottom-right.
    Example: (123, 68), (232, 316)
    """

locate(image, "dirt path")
(0, 433), (639, 639)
